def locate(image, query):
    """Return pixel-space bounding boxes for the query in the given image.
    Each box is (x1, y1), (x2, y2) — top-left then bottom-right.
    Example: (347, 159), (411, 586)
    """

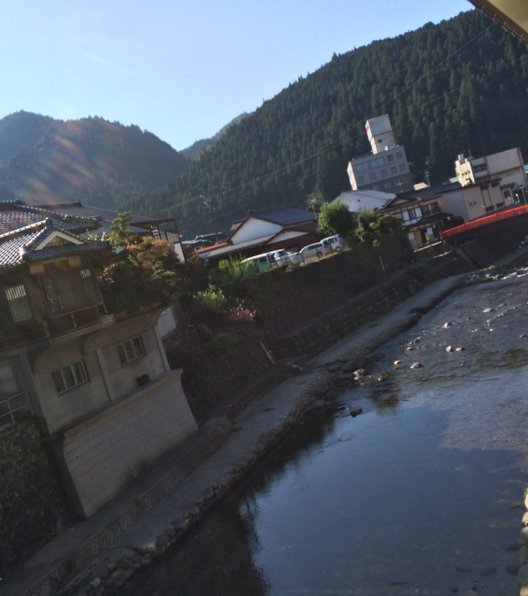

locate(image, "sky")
(1, 1), (471, 152)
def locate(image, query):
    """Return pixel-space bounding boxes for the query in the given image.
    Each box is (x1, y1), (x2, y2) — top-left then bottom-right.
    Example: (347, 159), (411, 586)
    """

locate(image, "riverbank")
(4, 246), (528, 596)
(2, 271), (473, 596)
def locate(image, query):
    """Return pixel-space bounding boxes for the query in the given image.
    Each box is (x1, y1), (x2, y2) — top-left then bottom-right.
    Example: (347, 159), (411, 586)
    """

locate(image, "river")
(122, 270), (528, 595)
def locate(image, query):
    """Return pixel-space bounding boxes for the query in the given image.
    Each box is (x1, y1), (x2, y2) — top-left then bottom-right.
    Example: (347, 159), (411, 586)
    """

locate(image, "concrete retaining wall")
(62, 370), (198, 517)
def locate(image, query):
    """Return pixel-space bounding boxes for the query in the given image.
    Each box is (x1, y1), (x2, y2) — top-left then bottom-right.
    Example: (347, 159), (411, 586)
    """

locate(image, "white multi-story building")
(347, 114), (413, 194)
(455, 147), (526, 203)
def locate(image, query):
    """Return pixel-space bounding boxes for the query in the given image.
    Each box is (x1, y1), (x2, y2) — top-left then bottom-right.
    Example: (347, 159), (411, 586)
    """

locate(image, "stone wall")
(0, 420), (68, 576)
(165, 333), (274, 420)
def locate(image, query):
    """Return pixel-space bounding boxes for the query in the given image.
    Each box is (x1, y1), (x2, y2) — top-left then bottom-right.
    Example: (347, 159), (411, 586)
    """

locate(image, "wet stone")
(410, 362), (422, 369)
(518, 563), (528, 584)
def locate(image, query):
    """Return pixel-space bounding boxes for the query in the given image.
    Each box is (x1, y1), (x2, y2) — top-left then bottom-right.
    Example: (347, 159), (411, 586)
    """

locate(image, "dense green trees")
(125, 9), (528, 237)
(317, 201), (356, 240)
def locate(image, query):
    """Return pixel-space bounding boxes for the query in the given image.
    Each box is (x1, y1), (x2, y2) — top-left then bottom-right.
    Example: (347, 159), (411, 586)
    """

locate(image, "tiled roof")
(0, 199), (171, 270)
(0, 221), (109, 270)
(247, 207), (315, 227)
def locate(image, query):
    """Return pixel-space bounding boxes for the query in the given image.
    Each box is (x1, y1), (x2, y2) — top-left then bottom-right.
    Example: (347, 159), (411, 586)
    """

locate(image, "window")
(380, 168), (388, 178)
(5, 284), (32, 323)
(369, 172), (377, 181)
(390, 166), (397, 174)
(0, 362), (30, 429)
(395, 151), (403, 160)
(52, 360), (89, 394)
(399, 164), (407, 172)
(117, 336), (145, 365)
(387, 154), (394, 162)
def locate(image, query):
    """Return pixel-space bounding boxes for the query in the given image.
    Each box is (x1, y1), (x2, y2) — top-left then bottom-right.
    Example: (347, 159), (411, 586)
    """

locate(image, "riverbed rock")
(518, 563), (528, 584)
(522, 511), (528, 527)
(482, 307), (494, 313)
(454, 563), (497, 575)
(446, 345), (454, 352)
(393, 360), (401, 366)
(350, 408), (363, 417)
(443, 322), (453, 328)
(520, 526), (528, 544)
(455, 347), (464, 352)
(410, 362), (422, 369)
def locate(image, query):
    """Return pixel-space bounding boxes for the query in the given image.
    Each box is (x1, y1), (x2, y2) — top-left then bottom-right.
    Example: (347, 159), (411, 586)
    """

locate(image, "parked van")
(242, 249), (290, 272)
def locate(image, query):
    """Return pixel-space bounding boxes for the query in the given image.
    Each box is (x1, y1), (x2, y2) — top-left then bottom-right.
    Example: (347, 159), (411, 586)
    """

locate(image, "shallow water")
(123, 272), (528, 595)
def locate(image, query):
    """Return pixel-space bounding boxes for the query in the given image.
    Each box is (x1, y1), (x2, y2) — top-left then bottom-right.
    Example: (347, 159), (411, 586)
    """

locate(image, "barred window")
(40, 268), (101, 315)
(52, 360), (89, 394)
(117, 336), (145, 365)
(5, 283), (33, 323)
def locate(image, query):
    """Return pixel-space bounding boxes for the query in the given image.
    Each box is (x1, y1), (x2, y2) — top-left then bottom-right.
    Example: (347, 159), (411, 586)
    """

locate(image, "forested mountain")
(124, 9), (528, 238)
(180, 113), (250, 161)
(0, 111), (189, 208)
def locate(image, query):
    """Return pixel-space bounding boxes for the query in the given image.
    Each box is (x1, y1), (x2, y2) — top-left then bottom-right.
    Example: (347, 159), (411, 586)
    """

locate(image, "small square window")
(117, 336), (145, 365)
(52, 360), (89, 394)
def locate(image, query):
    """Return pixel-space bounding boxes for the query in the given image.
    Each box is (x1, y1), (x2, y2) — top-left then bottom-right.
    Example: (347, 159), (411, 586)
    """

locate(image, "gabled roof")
(332, 190), (395, 212)
(0, 220), (109, 270)
(382, 183), (461, 210)
(237, 207), (315, 229)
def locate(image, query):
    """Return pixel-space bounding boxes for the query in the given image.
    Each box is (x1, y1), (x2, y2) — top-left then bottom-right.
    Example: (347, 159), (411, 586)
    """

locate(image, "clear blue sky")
(1, 1), (471, 151)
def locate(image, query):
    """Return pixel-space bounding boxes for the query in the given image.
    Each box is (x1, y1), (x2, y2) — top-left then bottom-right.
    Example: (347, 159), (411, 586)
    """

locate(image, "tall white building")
(347, 114), (413, 194)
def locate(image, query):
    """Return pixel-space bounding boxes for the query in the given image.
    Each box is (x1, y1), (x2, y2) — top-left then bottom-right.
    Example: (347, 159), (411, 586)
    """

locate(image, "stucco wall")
(101, 327), (166, 398)
(32, 313), (169, 433)
(62, 370), (197, 517)
(33, 339), (109, 433)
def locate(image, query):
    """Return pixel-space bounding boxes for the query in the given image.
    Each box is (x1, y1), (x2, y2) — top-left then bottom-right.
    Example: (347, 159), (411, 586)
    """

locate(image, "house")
(331, 189), (395, 214)
(347, 114), (414, 194)
(436, 179), (517, 221)
(195, 206), (318, 262)
(0, 200), (197, 518)
(381, 186), (462, 248)
(21, 200), (187, 263)
(454, 148), (526, 204)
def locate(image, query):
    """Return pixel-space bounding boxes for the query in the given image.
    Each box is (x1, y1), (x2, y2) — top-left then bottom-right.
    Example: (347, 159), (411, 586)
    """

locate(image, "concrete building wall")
(455, 148), (526, 189)
(347, 146), (413, 193)
(62, 370), (197, 517)
(438, 184), (505, 221)
(365, 114), (396, 154)
(101, 327), (166, 398)
(33, 340), (110, 434)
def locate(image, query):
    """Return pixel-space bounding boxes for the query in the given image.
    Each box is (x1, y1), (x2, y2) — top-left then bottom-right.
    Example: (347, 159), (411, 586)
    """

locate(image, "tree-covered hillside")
(127, 9), (528, 237)
(0, 111), (189, 208)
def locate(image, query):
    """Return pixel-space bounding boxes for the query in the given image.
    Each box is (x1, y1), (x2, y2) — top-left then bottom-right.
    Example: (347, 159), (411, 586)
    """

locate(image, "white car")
(321, 234), (344, 252)
(299, 242), (329, 262)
